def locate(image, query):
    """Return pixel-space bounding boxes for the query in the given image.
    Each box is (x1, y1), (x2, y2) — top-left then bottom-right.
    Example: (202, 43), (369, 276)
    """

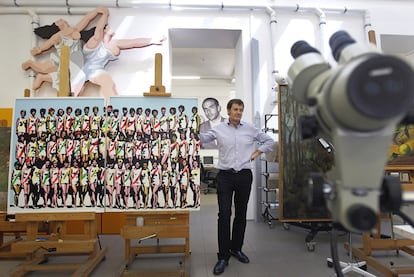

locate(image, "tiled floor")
(1, 193), (414, 276)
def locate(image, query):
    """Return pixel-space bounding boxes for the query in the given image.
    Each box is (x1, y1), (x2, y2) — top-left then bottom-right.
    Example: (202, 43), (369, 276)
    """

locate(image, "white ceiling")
(169, 28), (241, 79)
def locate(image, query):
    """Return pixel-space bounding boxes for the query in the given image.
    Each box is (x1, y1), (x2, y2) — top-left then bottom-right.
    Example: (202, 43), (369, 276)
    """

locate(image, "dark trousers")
(216, 169), (252, 260)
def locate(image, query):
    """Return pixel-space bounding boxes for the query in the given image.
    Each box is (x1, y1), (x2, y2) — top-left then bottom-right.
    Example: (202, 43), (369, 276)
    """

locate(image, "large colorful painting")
(108, 97), (200, 211)
(387, 124), (414, 165)
(7, 97), (200, 214)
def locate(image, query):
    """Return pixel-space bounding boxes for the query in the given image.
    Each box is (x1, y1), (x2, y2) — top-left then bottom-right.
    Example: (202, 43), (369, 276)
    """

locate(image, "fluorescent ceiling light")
(171, 76), (201, 80)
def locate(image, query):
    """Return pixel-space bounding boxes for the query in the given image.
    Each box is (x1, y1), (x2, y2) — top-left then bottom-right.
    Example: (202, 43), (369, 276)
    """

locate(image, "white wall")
(1, 0), (414, 220)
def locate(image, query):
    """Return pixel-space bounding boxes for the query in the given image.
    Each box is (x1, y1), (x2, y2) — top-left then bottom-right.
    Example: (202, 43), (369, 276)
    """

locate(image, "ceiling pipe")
(0, 0), (368, 16)
(314, 7), (326, 56)
(264, 7), (282, 107)
(0, 6), (98, 14)
(26, 8), (40, 97)
(265, 6), (285, 88)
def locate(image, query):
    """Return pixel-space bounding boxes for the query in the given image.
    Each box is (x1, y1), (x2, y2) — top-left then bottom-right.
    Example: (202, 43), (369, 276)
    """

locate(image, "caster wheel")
(283, 223), (290, 230)
(327, 260), (333, 268)
(306, 242), (315, 252)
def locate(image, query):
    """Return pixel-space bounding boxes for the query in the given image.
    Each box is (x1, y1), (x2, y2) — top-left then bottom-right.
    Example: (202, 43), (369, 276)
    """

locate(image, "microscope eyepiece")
(347, 55), (414, 119)
(290, 40), (320, 59)
(329, 30), (356, 61)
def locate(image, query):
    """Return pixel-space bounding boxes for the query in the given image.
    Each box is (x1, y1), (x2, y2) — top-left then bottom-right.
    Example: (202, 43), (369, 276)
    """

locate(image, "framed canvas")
(278, 85), (332, 221)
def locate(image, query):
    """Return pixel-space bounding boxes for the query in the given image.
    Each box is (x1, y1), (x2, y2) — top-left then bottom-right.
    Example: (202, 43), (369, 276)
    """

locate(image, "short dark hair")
(34, 23), (59, 39)
(80, 27), (96, 43)
(227, 99), (244, 110)
(202, 97), (219, 107)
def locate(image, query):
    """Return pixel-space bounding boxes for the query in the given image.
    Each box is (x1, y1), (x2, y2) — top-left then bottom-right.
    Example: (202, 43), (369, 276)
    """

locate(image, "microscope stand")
(327, 232), (377, 277)
(327, 258), (376, 277)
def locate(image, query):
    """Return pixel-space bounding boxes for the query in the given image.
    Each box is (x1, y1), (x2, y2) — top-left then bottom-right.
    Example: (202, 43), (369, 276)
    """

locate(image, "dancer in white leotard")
(22, 6), (165, 97)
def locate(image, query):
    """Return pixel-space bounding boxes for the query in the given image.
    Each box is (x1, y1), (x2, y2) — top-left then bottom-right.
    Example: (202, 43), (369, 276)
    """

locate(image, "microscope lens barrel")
(329, 30), (356, 61)
(290, 40), (320, 58)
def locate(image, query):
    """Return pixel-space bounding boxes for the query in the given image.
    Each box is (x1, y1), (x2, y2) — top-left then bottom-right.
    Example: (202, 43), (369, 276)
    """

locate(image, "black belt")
(220, 169), (250, 174)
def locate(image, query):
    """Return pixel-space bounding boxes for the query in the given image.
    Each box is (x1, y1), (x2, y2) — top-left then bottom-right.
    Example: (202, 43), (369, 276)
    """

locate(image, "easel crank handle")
(138, 233), (157, 243)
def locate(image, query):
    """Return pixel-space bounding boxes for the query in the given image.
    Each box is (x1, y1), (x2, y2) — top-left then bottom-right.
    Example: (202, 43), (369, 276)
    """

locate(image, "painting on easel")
(8, 97), (106, 214)
(106, 96), (200, 211)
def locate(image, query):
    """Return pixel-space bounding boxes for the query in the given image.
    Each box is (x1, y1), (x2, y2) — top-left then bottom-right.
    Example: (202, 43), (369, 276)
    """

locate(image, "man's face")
(228, 104), (244, 123)
(202, 100), (220, 121)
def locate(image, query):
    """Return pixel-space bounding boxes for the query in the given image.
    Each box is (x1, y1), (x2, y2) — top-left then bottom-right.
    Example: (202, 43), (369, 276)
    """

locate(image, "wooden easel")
(0, 212), (27, 259)
(58, 45), (71, 97)
(9, 212), (107, 277)
(120, 211), (190, 277)
(143, 53), (171, 97)
(347, 165), (414, 277)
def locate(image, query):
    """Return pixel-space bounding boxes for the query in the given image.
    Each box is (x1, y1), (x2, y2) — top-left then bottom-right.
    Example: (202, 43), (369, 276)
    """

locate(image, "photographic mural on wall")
(7, 97), (200, 214)
(21, 6), (166, 97)
(199, 97), (227, 149)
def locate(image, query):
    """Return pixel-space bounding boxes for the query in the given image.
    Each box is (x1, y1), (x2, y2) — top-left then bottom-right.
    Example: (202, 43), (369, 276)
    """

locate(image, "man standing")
(199, 97), (226, 149)
(199, 99), (274, 275)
